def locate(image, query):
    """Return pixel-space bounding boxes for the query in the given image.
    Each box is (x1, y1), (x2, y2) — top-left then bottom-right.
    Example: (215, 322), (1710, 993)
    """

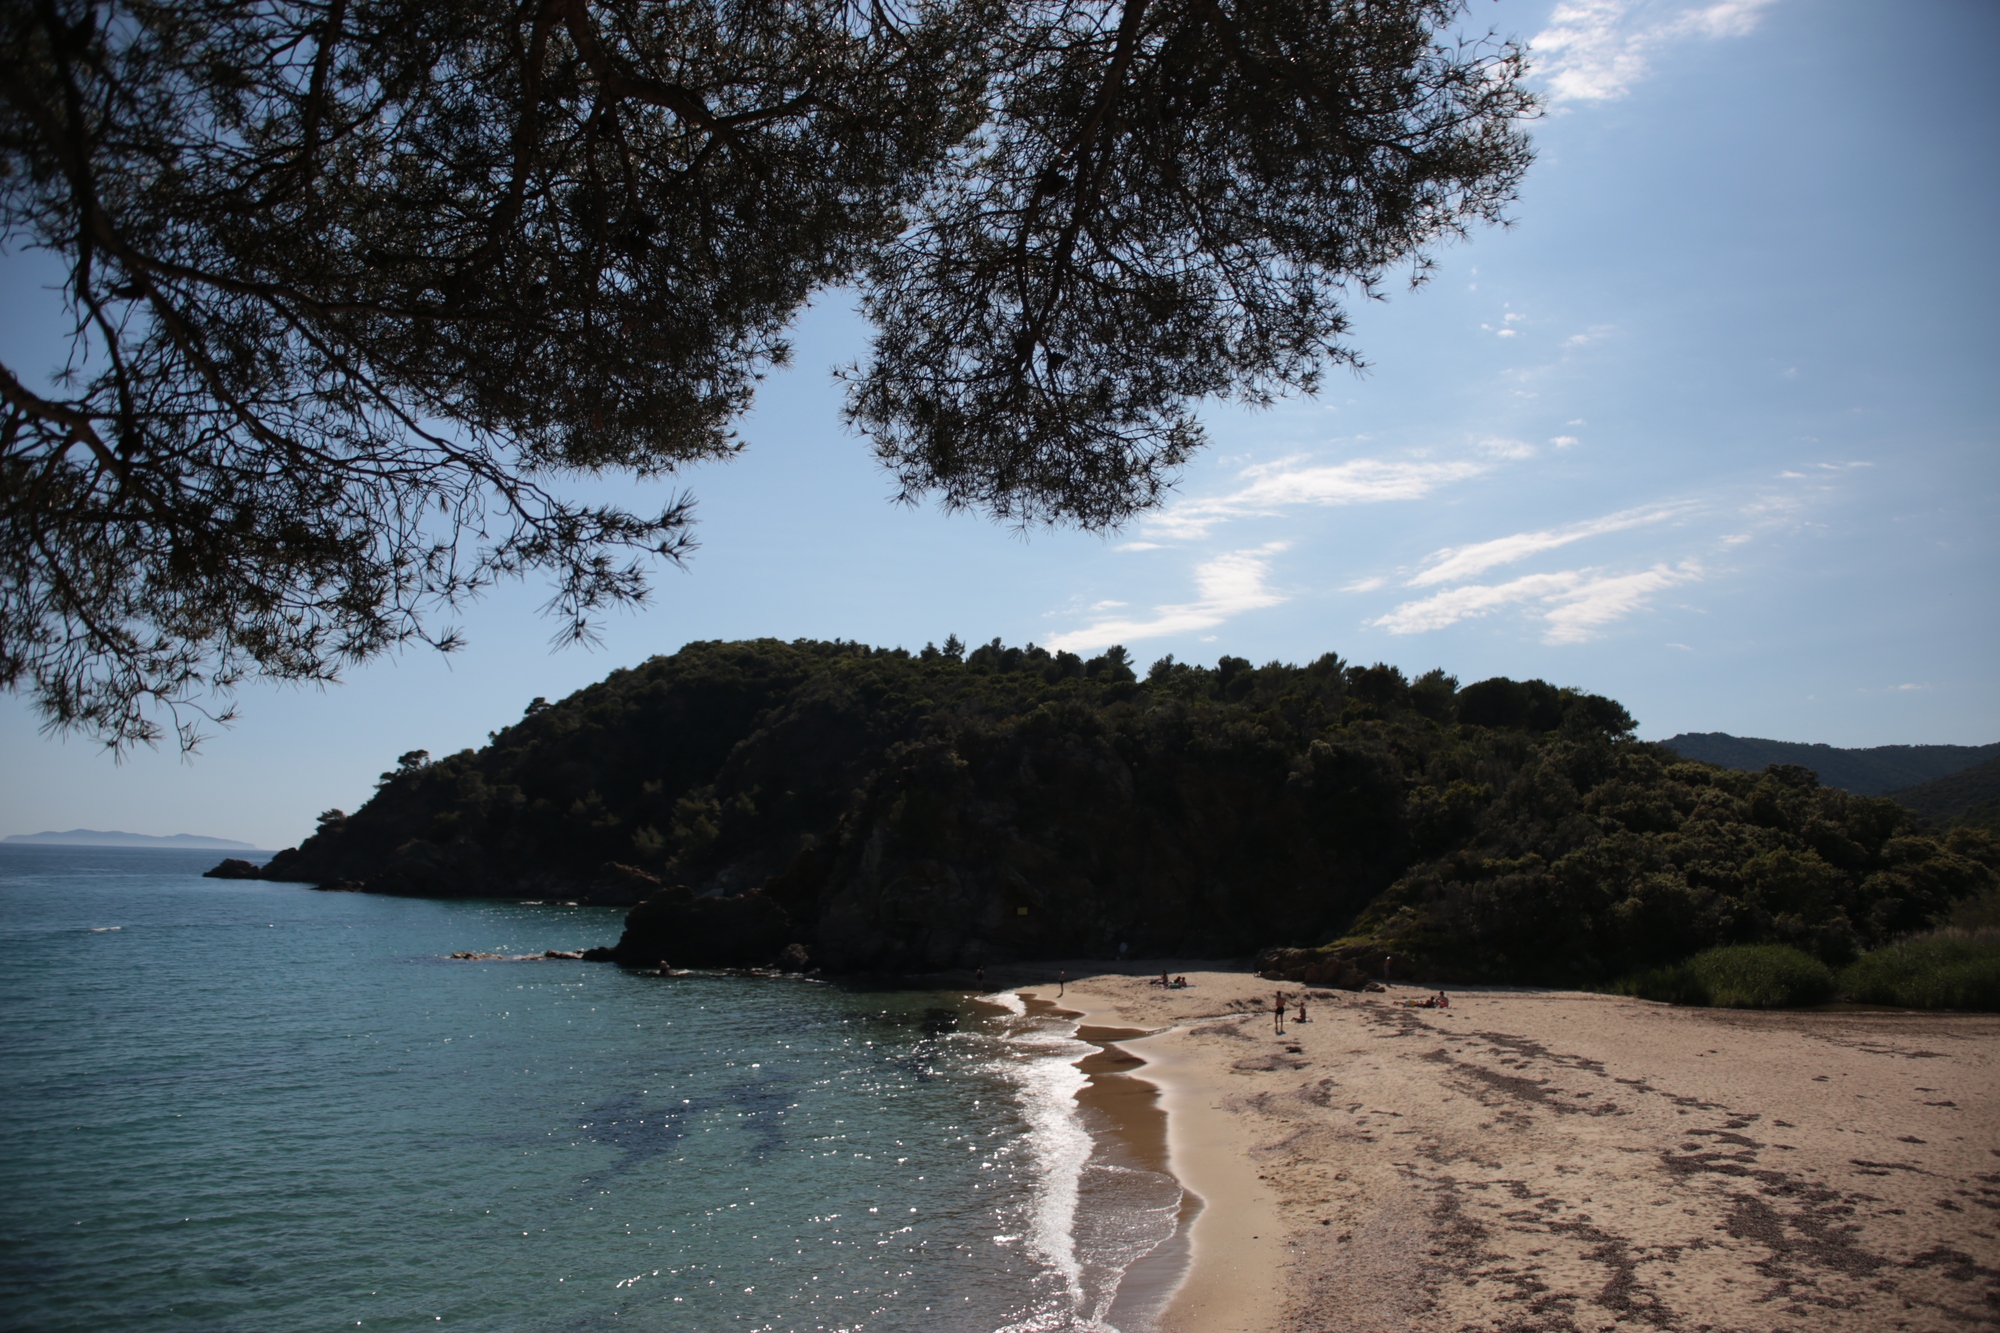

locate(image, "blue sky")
(4, 0), (1995, 849)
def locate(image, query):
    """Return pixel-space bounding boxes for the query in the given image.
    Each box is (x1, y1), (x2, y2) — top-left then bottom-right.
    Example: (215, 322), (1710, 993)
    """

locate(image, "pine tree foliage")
(1, 0), (1530, 747)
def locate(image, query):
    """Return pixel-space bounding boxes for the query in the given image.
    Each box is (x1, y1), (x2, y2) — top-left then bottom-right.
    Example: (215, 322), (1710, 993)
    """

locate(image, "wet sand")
(993, 963), (2000, 1333)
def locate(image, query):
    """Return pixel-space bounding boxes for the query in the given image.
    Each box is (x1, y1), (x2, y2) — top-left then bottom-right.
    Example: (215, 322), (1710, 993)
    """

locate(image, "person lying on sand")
(1172, 976), (1190, 989)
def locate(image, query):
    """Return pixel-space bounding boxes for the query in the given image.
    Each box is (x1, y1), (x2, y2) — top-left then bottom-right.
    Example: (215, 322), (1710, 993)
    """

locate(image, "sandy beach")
(1001, 965), (2000, 1333)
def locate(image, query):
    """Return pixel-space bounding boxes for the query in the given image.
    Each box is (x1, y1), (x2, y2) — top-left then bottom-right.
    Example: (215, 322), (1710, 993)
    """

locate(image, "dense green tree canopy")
(247, 639), (1996, 978)
(1, 0), (1531, 747)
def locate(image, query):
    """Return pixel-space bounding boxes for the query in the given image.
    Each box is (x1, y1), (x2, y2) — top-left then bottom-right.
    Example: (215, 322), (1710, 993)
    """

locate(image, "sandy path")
(996, 965), (2000, 1333)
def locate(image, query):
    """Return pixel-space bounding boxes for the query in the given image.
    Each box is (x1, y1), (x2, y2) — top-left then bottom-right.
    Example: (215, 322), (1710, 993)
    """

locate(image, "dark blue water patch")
(0, 846), (1068, 1332)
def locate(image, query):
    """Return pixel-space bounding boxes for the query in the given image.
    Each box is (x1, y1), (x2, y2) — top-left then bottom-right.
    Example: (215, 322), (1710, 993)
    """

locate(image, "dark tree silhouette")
(1, 0), (1531, 748)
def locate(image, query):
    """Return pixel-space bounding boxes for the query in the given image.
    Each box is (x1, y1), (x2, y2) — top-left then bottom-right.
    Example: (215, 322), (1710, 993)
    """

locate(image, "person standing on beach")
(1058, 969), (1065, 997)
(1274, 992), (1286, 1035)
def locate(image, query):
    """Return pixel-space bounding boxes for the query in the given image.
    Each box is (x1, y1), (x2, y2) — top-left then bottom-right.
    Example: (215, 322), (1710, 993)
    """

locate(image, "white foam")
(986, 1009), (1184, 1333)
(1015, 1031), (1094, 1303)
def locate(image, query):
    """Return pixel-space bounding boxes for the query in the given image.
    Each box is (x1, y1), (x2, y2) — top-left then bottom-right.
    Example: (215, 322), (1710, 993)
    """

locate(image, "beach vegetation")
(1612, 944), (1836, 1009)
(1838, 929), (2000, 1011)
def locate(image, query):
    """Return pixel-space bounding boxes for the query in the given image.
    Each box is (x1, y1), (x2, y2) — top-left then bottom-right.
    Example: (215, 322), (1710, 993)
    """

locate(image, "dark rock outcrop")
(584, 862), (667, 908)
(202, 858), (265, 879)
(1257, 945), (1378, 989)
(613, 884), (796, 968)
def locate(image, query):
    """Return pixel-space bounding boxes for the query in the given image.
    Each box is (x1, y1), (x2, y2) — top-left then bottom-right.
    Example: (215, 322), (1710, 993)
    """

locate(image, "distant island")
(6, 829), (261, 850)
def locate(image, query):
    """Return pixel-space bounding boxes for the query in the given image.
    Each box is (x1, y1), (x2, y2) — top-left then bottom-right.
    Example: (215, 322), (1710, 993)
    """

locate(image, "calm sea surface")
(0, 847), (1178, 1332)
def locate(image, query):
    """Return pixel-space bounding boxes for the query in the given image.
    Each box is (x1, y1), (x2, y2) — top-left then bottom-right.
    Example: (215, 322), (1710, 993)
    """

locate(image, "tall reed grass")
(1839, 928), (2000, 1010)
(1611, 944), (1835, 1009)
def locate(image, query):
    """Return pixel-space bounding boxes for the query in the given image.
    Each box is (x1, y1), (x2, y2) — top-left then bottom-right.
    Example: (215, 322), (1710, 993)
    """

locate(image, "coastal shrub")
(1693, 945), (1837, 1007)
(1609, 962), (1709, 1006)
(1614, 944), (1835, 1008)
(1840, 929), (2000, 1010)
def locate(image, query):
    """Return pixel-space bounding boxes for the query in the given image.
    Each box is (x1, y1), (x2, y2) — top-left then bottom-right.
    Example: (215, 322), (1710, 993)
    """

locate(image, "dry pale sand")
(996, 964), (2000, 1333)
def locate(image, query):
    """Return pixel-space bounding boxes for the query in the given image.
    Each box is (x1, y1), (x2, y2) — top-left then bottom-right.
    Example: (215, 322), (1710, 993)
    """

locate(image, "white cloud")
(1342, 576), (1388, 593)
(1477, 437), (1538, 460)
(1115, 541), (1163, 552)
(1542, 563), (1702, 643)
(1372, 561), (1702, 643)
(1375, 570), (1585, 635)
(1551, 435), (1580, 448)
(1407, 503), (1690, 587)
(1047, 543), (1289, 653)
(1144, 457), (1487, 540)
(1534, 0), (1778, 103)
(1563, 324), (1615, 347)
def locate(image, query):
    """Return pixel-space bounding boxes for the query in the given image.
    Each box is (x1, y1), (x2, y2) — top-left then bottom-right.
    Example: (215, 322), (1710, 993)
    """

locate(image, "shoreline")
(1013, 983), (1285, 1333)
(986, 961), (2000, 1333)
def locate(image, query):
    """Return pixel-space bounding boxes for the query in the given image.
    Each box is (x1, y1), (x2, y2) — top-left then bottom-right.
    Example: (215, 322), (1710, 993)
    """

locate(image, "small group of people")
(1150, 972), (1192, 989)
(1272, 991), (1309, 1033)
(1405, 990), (1450, 1009)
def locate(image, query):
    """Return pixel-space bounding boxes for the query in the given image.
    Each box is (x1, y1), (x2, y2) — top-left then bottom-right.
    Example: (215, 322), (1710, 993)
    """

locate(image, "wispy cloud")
(1542, 563), (1703, 643)
(1145, 457), (1487, 540)
(1048, 543), (1289, 652)
(1372, 561), (1702, 643)
(1534, 0), (1778, 103)
(1408, 503), (1691, 587)
(1477, 436), (1538, 461)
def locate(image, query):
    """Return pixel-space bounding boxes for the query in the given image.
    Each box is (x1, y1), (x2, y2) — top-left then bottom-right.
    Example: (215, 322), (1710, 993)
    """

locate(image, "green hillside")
(249, 639), (1998, 980)
(1658, 733), (1998, 796)
(1887, 755), (2000, 836)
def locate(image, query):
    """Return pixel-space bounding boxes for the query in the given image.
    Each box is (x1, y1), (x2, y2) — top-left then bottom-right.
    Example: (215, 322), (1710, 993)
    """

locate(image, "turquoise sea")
(0, 847), (1181, 1332)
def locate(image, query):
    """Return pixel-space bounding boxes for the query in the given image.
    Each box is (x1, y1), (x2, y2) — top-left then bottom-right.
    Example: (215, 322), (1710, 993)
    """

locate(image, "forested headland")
(229, 639), (1998, 987)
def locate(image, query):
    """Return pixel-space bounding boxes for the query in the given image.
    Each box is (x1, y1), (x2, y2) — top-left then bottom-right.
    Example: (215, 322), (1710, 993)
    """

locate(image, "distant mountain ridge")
(1658, 734), (2000, 797)
(4, 829), (260, 850)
